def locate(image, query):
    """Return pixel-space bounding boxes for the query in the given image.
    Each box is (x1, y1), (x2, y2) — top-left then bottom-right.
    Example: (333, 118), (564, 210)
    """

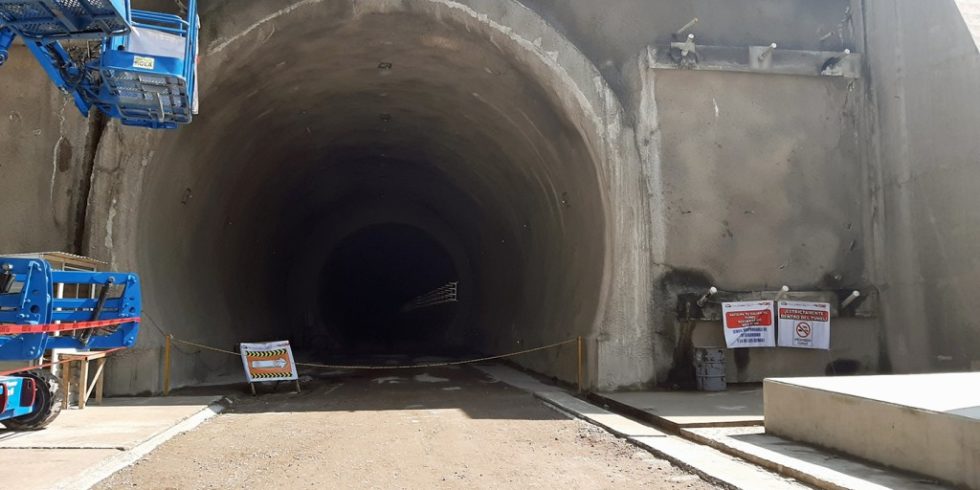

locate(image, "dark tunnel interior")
(318, 223), (459, 355)
(135, 6), (607, 380)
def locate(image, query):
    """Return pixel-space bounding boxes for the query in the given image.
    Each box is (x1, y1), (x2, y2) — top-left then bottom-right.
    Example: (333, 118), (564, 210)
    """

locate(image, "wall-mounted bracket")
(676, 287), (878, 321)
(750, 43), (778, 70)
(669, 33), (699, 67)
(650, 45), (862, 78)
(820, 49), (853, 76)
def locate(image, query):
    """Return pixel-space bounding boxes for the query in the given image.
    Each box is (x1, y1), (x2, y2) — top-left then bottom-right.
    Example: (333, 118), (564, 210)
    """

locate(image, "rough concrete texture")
(864, 0), (980, 373)
(691, 317), (879, 383)
(94, 0), (655, 394)
(2, 0), (976, 395)
(0, 46), (92, 254)
(764, 374), (980, 489)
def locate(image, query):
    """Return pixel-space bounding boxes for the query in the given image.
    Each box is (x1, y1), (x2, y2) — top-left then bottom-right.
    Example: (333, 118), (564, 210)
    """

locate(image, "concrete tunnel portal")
(134, 5), (610, 382)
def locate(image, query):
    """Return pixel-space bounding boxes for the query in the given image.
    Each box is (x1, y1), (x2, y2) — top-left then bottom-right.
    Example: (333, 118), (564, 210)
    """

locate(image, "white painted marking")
(209, 0), (323, 54)
(372, 376), (402, 384)
(441, 386), (462, 391)
(413, 373), (449, 383)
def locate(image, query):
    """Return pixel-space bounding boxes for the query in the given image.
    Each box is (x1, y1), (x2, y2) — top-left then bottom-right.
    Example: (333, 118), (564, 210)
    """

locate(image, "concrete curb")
(51, 398), (228, 490)
(681, 427), (948, 490)
(534, 391), (804, 490)
(475, 364), (803, 489)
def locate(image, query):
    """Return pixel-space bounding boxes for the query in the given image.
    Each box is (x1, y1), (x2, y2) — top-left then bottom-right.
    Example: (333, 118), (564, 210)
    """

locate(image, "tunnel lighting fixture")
(758, 43), (777, 63)
(675, 17), (699, 36)
(696, 286), (718, 307)
(840, 290), (861, 309)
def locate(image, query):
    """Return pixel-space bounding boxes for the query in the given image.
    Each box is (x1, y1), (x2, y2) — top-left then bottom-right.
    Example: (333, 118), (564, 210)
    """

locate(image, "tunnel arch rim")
(202, 0), (632, 346)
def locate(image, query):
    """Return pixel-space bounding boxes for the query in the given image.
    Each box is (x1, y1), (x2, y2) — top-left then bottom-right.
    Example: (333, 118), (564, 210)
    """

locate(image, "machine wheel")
(2, 372), (63, 430)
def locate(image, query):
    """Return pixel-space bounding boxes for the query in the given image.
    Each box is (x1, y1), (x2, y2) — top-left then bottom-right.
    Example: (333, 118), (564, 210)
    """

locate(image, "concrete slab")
(683, 427), (949, 490)
(1, 448), (122, 490)
(0, 395), (223, 490)
(593, 386), (764, 431)
(0, 396), (223, 449)
(765, 373), (980, 489)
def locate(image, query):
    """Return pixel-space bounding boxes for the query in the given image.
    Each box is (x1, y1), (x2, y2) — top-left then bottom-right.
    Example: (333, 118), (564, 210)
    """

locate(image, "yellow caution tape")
(170, 337), (577, 370)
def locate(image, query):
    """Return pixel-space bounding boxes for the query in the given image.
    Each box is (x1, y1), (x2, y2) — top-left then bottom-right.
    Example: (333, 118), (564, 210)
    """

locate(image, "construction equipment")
(0, 0), (199, 129)
(0, 256), (141, 429)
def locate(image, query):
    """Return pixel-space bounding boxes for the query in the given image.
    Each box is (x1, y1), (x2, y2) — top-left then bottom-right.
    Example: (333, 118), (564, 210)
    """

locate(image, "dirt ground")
(96, 365), (716, 489)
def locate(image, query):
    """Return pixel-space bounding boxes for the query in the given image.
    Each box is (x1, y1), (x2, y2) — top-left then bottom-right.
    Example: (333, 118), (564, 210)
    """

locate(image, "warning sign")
(721, 301), (776, 348)
(240, 340), (298, 382)
(777, 301), (830, 350)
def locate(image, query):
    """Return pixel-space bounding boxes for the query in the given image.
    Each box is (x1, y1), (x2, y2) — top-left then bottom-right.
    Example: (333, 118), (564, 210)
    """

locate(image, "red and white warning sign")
(777, 301), (831, 350)
(721, 301), (776, 348)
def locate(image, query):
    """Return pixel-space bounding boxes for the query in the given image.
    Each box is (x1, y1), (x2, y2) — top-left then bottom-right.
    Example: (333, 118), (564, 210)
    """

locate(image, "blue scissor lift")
(0, 256), (141, 430)
(0, 0), (199, 129)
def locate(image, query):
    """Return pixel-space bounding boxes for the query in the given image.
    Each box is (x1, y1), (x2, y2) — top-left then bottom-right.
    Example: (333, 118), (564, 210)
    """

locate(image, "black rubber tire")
(2, 372), (63, 430)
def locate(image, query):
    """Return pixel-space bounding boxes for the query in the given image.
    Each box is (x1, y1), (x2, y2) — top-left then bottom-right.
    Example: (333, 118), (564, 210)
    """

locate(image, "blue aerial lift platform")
(0, 256), (141, 430)
(0, 0), (199, 129)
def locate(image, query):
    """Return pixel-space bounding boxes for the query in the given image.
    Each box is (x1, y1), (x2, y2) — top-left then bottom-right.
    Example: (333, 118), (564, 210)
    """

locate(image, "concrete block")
(764, 373), (980, 489)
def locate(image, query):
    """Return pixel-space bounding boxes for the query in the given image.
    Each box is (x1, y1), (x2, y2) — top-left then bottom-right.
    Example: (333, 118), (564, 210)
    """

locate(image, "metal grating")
(0, 0), (128, 39)
(102, 68), (191, 124)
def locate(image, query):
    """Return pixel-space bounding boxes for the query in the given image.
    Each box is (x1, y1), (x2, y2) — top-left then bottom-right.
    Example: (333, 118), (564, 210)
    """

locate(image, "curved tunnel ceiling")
(137, 7), (606, 368)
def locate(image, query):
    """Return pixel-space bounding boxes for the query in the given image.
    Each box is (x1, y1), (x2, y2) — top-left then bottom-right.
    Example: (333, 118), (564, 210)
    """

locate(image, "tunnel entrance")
(135, 3), (610, 387)
(317, 223), (459, 355)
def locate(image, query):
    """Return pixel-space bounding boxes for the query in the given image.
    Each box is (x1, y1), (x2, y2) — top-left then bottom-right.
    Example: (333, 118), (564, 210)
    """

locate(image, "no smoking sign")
(777, 302), (830, 350)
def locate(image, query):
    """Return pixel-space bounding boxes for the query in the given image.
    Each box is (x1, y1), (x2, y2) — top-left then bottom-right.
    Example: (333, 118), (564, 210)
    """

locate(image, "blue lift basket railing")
(0, 0), (199, 129)
(0, 257), (141, 361)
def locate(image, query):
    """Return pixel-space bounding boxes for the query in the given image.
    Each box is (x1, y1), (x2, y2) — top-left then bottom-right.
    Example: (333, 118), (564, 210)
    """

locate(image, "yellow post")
(163, 334), (172, 396)
(577, 335), (584, 394)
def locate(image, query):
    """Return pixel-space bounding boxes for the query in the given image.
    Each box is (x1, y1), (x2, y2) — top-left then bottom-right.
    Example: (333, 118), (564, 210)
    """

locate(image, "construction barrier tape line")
(171, 337), (578, 370)
(0, 317), (140, 335)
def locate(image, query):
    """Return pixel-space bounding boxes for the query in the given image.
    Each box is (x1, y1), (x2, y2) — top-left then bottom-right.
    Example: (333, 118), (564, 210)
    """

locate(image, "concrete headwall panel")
(765, 374), (980, 488)
(865, 0), (980, 372)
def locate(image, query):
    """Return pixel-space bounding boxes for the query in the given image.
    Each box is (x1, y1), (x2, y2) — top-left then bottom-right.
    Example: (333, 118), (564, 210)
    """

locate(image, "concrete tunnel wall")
(88, 0), (655, 394)
(134, 0), (615, 390)
(864, 0), (980, 373)
(7, 0), (971, 393)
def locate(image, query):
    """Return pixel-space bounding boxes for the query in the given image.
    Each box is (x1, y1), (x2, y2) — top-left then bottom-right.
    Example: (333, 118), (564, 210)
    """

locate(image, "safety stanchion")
(163, 334), (172, 396)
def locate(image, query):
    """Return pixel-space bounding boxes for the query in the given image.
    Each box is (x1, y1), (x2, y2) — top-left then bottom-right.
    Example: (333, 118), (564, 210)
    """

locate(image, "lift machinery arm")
(0, 0), (199, 129)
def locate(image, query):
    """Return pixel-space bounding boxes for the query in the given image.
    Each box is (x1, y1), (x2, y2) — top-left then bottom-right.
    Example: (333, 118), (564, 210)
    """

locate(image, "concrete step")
(764, 373), (980, 489)
(682, 426), (948, 490)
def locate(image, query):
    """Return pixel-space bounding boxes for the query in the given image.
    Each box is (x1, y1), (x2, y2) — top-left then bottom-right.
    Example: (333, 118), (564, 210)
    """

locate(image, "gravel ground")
(97, 366), (717, 489)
